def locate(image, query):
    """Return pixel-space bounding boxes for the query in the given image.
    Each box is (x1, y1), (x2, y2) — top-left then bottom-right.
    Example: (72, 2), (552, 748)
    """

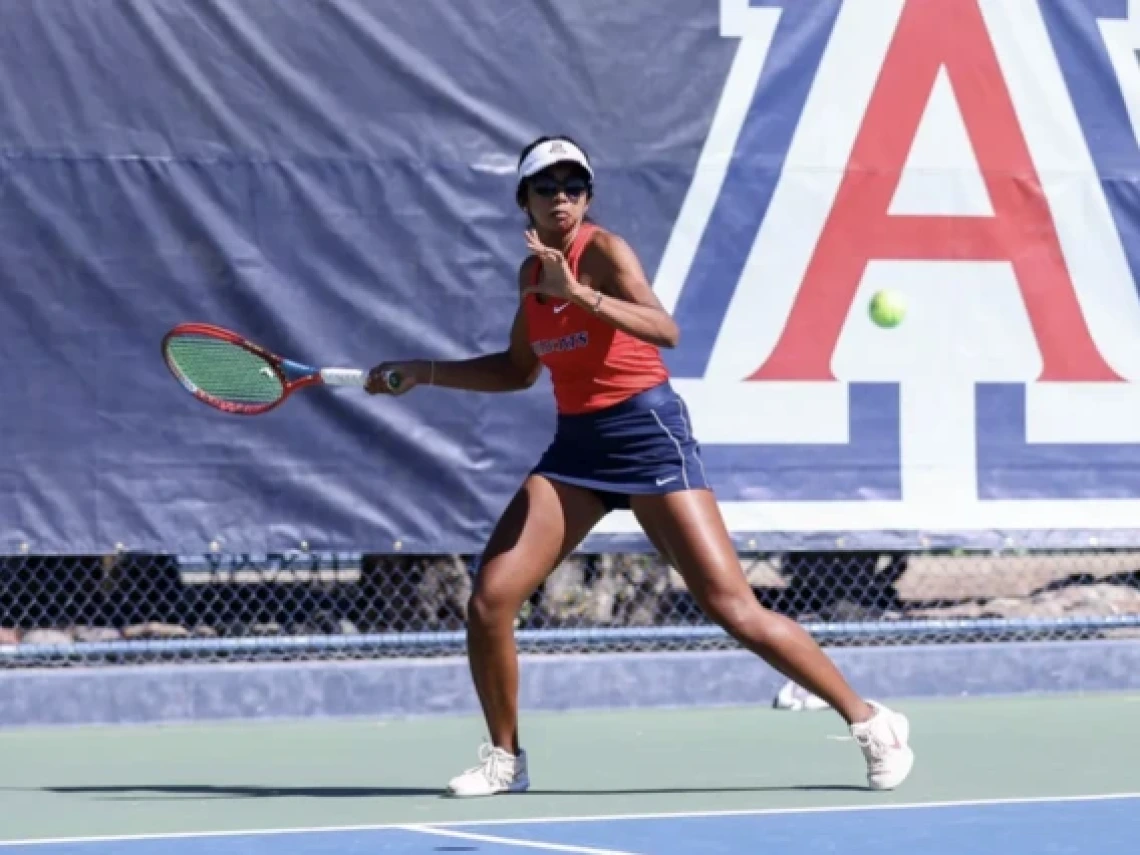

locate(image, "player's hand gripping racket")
(162, 323), (401, 415)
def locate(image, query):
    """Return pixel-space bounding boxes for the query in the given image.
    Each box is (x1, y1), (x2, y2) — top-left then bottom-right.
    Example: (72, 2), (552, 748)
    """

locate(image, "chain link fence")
(2, 548), (1139, 667)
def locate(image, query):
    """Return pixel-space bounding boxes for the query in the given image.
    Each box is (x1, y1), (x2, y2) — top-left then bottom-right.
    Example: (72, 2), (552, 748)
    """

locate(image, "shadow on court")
(16, 782), (870, 801)
(28, 784), (442, 799)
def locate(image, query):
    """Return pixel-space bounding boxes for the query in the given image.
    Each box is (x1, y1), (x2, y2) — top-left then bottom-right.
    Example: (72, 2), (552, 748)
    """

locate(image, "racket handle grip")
(318, 367), (402, 391)
(320, 368), (367, 386)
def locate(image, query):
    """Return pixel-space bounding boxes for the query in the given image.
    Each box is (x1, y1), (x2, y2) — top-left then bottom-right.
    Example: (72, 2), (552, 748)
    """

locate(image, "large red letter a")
(752, 0), (1120, 382)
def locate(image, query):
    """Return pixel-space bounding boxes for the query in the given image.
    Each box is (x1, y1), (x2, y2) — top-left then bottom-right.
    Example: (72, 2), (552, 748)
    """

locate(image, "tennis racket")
(161, 322), (401, 415)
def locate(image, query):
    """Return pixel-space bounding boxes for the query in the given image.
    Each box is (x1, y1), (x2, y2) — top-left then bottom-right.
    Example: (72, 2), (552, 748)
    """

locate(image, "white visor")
(517, 139), (593, 182)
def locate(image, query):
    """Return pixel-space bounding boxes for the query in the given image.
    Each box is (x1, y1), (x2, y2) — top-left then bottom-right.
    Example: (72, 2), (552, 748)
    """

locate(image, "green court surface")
(0, 693), (1137, 844)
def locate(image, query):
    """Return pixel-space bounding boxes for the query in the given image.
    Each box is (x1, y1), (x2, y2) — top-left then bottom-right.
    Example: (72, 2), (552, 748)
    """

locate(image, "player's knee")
(703, 590), (774, 646)
(701, 589), (749, 631)
(467, 588), (515, 632)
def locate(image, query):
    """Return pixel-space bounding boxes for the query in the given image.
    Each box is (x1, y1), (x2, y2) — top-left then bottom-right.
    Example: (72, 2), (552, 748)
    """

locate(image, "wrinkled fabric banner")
(4, 0), (1140, 554)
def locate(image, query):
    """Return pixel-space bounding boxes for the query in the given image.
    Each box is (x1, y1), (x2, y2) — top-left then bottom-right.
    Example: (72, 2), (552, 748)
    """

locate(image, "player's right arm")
(365, 259), (542, 395)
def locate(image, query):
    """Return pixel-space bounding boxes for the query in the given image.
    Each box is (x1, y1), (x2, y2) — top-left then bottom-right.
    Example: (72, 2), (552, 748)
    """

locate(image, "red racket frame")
(161, 323), (326, 416)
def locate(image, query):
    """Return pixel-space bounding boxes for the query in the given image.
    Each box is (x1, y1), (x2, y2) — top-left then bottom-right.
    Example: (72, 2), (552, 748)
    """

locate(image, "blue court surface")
(2, 795), (1136, 855)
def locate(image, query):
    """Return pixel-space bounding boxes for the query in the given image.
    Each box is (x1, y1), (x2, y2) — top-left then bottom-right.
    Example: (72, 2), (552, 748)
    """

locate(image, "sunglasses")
(530, 176), (591, 199)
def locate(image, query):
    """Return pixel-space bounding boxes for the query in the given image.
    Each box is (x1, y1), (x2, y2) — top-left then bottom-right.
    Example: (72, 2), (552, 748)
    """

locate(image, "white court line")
(1, 792), (1138, 848)
(404, 825), (637, 855)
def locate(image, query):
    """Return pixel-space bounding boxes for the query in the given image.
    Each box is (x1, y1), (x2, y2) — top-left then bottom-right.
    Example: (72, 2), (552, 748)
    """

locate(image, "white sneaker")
(849, 701), (914, 790)
(445, 743), (530, 797)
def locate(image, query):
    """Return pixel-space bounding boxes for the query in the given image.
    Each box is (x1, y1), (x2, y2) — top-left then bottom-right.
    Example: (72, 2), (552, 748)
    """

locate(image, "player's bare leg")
(631, 489), (915, 790)
(448, 476), (606, 797)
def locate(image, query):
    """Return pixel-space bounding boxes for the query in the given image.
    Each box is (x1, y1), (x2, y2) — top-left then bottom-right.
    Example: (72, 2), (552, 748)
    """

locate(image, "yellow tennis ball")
(869, 290), (906, 328)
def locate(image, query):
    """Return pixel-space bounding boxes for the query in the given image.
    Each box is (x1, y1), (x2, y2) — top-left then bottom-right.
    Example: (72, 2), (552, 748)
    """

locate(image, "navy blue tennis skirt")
(532, 382), (710, 511)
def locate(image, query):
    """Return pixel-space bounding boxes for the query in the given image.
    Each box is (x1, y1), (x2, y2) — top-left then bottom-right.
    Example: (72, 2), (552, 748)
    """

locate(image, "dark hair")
(515, 134), (594, 210)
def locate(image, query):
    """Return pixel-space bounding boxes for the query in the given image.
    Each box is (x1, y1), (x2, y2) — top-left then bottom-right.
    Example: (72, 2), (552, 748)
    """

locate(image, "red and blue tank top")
(523, 224), (670, 415)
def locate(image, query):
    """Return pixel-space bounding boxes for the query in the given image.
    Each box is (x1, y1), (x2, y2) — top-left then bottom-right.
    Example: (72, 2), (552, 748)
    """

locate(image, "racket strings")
(165, 336), (283, 405)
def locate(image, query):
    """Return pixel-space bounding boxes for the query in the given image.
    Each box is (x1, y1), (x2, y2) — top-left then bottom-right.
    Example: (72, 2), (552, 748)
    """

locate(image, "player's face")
(526, 165), (591, 233)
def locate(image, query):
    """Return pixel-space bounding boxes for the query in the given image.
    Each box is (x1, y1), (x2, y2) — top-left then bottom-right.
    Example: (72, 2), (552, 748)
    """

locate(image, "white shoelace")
(466, 743), (515, 785)
(850, 722), (896, 767)
(828, 722), (891, 757)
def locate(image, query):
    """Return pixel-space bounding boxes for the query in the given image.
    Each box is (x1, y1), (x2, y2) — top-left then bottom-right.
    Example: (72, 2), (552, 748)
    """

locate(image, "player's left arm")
(568, 232), (679, 349)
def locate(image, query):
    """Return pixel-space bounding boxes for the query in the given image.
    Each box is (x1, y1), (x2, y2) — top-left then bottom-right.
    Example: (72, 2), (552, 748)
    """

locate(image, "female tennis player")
(365, 135), (915, 795)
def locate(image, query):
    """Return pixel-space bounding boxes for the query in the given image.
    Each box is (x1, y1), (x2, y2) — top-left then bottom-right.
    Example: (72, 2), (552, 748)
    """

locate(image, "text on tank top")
(523, 223), (670, 415)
